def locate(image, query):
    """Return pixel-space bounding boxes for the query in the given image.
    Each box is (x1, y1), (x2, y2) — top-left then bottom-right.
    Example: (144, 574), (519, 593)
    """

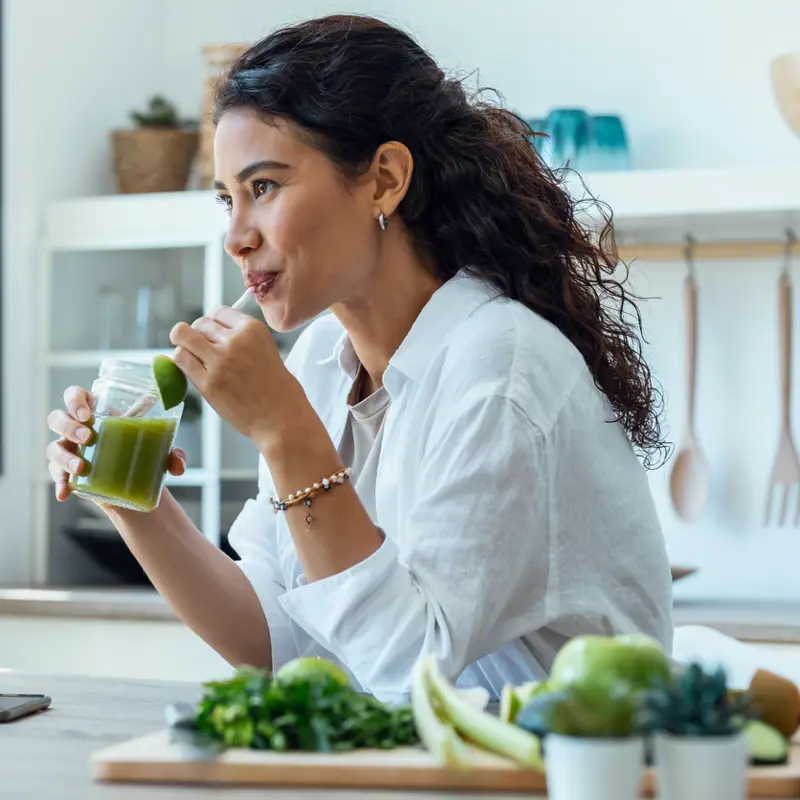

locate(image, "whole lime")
(274, 657), (351, 687)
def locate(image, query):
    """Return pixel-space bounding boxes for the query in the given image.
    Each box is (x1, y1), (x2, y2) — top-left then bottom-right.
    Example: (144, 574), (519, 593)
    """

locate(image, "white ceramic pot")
(545, 734), (645, 800)
(652, 731), (749, 800)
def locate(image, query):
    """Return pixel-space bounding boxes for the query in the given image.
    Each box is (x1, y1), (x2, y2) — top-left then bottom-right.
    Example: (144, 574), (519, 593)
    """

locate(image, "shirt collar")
(315, 268), (502, 387)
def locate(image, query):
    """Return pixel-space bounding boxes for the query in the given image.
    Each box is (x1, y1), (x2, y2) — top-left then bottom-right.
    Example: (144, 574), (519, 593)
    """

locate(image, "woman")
(46, 15), (672, 704)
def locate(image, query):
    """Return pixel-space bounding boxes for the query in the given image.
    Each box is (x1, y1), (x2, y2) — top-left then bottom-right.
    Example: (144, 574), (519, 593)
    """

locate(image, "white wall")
(0, 0), (169, 582)
(6, 0), (800, 600)
(161, 0), (800, 170)
(158, 0), (800, 601)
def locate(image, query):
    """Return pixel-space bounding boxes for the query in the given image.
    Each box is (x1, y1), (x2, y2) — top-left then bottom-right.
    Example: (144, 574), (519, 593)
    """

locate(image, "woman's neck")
(331, 252), (442, 395)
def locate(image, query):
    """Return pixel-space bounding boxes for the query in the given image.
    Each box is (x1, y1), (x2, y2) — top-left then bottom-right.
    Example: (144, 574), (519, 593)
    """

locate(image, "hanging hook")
(782, 229), (797, 279)
(683, 234), (697, 280)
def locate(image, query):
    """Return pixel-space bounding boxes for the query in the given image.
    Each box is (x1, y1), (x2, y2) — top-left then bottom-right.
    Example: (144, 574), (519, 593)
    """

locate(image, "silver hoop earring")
(378, 212), (389, 231)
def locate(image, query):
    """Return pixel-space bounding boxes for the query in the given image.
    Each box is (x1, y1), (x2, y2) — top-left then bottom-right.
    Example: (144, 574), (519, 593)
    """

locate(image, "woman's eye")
(215, 194), (233, 212)
(253, 179), (278, 198)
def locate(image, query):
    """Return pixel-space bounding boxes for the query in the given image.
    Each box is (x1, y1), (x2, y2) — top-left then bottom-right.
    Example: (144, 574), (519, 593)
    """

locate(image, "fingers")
(191, 316), (228, 342)
(48, 462), (71, 502)
(46, 437), (83, 476)
(47, 409), (94, 445)
(173, 345), (206, 391)
(207, 304), (248, 328)
(63, 385), (94, 423)
(170, 321), (215, 363)
(168, 448), (187, 476)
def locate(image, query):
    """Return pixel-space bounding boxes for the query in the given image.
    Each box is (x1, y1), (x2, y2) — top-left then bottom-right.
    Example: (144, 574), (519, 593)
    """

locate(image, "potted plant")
(174, 391), (202, 467)
(111, 95), (198, 194)
(517, 682), (645, 800)
(642, 662), (753, 800)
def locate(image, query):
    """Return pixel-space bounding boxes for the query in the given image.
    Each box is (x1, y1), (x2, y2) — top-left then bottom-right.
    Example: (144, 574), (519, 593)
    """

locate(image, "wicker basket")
(111, 128), (199, 194)
(199, 43), (253, 189)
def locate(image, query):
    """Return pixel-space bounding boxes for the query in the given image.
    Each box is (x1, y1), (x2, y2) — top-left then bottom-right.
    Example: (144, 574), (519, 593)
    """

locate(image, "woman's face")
(214, 108), (379, 332)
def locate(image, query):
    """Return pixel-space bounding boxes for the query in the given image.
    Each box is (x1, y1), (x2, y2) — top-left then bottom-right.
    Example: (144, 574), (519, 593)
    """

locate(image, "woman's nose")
(224, 219), (263, 259)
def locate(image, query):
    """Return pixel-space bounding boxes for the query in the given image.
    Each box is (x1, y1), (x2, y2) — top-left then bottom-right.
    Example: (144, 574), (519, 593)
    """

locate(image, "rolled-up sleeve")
(277, 394), (549, 705)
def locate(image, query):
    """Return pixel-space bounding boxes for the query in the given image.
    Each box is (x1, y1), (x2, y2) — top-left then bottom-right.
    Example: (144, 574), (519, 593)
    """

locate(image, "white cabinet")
(33, 191), (301, 587)
(0, 614), (230, 682)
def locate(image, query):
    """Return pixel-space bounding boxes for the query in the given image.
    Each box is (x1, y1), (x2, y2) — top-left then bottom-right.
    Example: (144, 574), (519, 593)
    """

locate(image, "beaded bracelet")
(269, 467), (353, 527)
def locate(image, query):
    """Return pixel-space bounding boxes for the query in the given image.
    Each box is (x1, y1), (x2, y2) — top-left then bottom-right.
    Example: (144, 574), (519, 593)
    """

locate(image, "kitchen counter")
(0, 670), (537, 799)
(4, 586), (800, 645)
(672, 599), (800, 645)
(0, 586), (175, 621)
(2, 670), (797, 799)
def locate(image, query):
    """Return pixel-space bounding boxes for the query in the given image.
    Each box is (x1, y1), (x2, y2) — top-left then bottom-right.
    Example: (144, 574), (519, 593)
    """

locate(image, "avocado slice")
(745, 719), (789, 766)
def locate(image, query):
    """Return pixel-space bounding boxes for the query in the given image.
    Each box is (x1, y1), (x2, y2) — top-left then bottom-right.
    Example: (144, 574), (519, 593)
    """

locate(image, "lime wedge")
(152, 355), (188, 410)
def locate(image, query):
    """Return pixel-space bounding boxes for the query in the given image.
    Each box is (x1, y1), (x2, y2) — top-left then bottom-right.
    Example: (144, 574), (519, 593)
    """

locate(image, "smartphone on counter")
(0, 694), (52, 722)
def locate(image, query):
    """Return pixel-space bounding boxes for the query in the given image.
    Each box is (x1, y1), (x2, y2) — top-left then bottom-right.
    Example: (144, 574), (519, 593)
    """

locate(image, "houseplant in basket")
(111, 95), (198, 194)
(642, 662), (753, 800)
(517, 682), (645, 800)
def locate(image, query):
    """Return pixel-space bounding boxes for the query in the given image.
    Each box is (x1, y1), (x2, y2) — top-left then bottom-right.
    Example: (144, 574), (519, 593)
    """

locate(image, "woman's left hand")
(170, 306), (303, 448)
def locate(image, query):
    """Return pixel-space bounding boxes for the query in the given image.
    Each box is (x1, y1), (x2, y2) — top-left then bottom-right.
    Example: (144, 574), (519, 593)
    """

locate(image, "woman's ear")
(370, 141), (414, 217)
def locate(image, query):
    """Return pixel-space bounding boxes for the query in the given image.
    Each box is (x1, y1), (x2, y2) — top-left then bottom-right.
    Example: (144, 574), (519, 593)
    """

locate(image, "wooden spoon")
(669, 251), (711, 521)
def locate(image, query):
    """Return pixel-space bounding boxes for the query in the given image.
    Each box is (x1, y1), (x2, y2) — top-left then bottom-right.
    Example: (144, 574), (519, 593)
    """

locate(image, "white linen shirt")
(228, 269), (674, 706)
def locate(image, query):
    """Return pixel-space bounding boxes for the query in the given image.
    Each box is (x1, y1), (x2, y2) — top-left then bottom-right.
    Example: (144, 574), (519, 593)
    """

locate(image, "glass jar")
(69, 359), (184, 512)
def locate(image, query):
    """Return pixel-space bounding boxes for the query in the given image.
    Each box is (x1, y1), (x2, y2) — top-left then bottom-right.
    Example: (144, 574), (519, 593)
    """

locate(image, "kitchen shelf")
(42, 190), (225, 251)
(220, 468), (259, 481)
(164, 469), (212, 487)
(573, 166), (800, 250)
(33, 195), (236, 586)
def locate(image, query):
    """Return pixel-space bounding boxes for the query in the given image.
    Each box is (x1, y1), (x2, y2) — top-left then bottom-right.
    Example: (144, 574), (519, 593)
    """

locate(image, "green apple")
(549, 633), (671, 695)
(274, 657), (351, 687)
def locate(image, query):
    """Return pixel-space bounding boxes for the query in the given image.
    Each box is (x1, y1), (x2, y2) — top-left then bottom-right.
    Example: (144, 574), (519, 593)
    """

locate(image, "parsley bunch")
(194, 666), (419, 752)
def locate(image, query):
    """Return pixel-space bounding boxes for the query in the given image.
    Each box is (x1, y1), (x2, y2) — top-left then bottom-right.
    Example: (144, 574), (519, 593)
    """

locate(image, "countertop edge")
(3, 589), (800, 644)
(0, 588), (177, 622)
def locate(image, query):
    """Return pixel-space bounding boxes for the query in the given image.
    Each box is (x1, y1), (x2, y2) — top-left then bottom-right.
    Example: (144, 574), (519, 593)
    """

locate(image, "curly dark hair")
(214, 14), (668, 468)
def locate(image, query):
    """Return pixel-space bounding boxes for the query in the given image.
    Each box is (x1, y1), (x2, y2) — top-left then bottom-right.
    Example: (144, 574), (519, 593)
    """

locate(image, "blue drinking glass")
(542, 108), (593, 171)
(524, 117), (547, 155)
(587, 115), (631, 171)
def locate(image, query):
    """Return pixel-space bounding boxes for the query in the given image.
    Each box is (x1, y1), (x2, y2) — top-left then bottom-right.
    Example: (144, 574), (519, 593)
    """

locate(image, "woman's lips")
(245, 272), (280, 300)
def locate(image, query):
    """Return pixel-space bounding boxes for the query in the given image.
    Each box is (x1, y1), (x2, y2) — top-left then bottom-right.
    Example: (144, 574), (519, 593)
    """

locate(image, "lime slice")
(152, 355), (188, 411)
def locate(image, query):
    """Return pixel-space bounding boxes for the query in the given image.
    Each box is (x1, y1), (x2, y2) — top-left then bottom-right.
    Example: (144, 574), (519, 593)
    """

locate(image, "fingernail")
(76, 427), (91, 442)
(77, 408), (90, 422)
(69, 458), (82, 472)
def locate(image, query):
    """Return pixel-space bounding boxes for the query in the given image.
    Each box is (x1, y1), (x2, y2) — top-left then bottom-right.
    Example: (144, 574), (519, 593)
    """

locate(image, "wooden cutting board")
(92, 730), (800, 796)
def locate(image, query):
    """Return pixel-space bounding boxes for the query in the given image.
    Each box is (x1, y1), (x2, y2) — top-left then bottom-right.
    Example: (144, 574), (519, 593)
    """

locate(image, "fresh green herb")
(194, 666), (419, 752)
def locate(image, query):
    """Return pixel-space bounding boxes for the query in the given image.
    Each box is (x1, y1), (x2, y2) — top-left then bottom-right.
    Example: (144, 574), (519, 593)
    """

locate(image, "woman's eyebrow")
(213, 159), (292, 190)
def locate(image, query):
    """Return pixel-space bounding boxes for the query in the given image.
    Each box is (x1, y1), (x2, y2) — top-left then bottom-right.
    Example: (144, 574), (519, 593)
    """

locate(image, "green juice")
(69, 416), (178, 512)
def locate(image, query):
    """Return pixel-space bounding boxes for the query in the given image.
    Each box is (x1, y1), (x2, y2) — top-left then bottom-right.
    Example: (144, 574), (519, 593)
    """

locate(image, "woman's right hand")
(46, 385), (187, 503)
